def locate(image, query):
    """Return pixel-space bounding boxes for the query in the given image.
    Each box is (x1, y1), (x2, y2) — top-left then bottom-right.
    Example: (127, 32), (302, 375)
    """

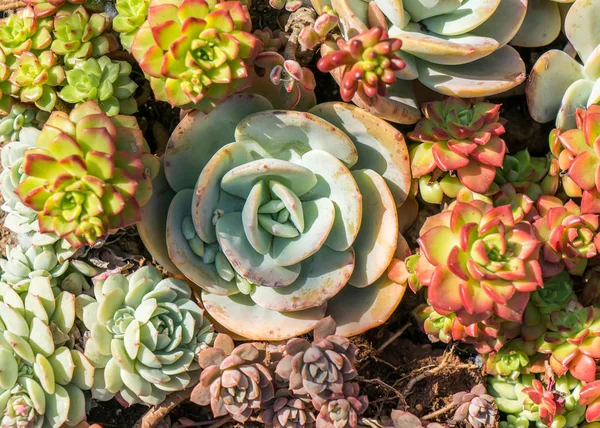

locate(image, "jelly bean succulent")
(537, 301), (600, 382)
(77, 265), (215, 406)
(112, 0), (150, 51)
(9, 51), (65, 112)
(527, 0), (600, 129)
(533, 196), (600, 277)
(14, 101), (160, 248)
(414, 199), (542, 326)
(0, 277), (95, 427)
(550, 105), (600, 214)
(191, 333), (274, 422)
(409, 98), (507, 202)
(51, 6), (116, 66)
(58, 56), (138, 116)
(317, 27), (405, 102)
(451, 384), (497, 428)
(138, 94), (411, 340)
(0, 7), (53, 56)
(130, 0), (261, 111)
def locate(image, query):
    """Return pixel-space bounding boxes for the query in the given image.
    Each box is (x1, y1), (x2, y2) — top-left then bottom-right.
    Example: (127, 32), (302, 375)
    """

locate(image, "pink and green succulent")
(51, 6), (117, 66)
(409, 98), (508, 200)
(523, 379), (566, 426)
(14, 100), (159, 248)
(317, 27), (405, 103)
(551, 105), (600, 214)
(269, 0), (301, 12)
(0, 48), (18, 115)
(537, 300), (600, 382)
(484, 339), (543, 380)
(58, 56), (138, 116)
(130, 0), (261, 110)
(298, 7), (338, 50)
(9, 51), (65, 112)
(532, 196), (600, 277)
(23, 0), (87, 17)
(580, 380), (600, 423)
(415, 199), (543, 326)
(113, 0), (150, 51)
(0, 7), (53, 55)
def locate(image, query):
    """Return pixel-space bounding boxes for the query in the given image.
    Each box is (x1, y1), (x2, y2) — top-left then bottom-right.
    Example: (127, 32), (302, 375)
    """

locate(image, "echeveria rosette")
(190, 334), (274, 422)
(77, 265), (215, 406)
(409, 98), (507, 201)
(58, 56), (138, 116)
(0, 7), (53, 56)
(537, 301), (600, 382)
(113, 0), (150, 51)
(9, 51), (65, 112)
(317, 27), (405, 102)
(550, 105), (600, 214)
(533, 196), (600, 277)
(316, 383), (368, 428)
(451, 384), (497, 428)
(14, 101), (159, 248)
(51, 6), (117, 66)
(523, 379), (566, 427)
(130, 0), (261, 111)
(484, 339), (542, 380)
(259, 389), (316, 427)
(138, 94), (411, 340)
(0, 277), (95, 427)
(415, 199), (543, 327)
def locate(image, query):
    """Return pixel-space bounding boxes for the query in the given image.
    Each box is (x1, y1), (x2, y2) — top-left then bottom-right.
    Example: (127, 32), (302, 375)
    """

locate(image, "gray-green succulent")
(77, 265), (216, 406)
(0, 104), (48, 144)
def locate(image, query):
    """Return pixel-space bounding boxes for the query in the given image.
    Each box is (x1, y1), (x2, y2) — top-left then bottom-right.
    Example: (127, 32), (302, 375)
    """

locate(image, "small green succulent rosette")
(58, 56), (138, 116)
(0, 7), (53, 56)
(113, 0), (150, 51)
(138, 94), (412, 341)
(0, 277), (95, 427)
(76, 265), (216, 406)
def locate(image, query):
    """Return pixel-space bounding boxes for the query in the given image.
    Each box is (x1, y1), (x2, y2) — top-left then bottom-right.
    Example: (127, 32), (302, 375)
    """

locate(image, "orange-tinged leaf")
(417, 225), (457, 266)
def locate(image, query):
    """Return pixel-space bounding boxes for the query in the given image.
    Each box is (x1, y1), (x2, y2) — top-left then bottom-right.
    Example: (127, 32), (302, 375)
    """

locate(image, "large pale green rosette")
(138, 94), (412, 340)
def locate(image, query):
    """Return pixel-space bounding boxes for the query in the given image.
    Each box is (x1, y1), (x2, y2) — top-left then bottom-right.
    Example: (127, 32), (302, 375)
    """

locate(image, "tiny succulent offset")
(451, 384), (497, 428)
(77, 265), (216, 406)
(112, 0), (150, 51)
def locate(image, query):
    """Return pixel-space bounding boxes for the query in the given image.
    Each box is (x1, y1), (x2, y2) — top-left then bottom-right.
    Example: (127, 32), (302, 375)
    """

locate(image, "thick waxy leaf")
(44, 384), (70, 427)
(348, 170), (398, 287)
(202, 291), (326, 340)
(557, 79), (596, 131)
(469, 0), (527, 47)
(0, 349), (18, 390)
(242, 181), (271, 255)
(216, 212), (301, 287)
(565, 0), (600, 64)
(510, 0), (561, 47)
(421, 0), (501, 37)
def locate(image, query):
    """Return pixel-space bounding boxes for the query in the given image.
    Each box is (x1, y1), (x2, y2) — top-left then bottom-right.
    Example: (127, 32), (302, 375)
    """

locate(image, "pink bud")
(314, 13), (338, 36)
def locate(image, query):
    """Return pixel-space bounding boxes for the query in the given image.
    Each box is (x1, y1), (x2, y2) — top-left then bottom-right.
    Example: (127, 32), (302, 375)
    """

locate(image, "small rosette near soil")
(77, 265), (216, 406)
(130, 0), (261, 111)
(13, 101), (159, 248)
(138, 94), (411, 340)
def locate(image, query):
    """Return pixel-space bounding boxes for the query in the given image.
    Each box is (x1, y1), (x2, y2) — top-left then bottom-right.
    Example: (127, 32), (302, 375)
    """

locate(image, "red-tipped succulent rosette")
(537, 300), (600, 382)
(317, 27), (405, 102)
(131, 0), (261, 111)
(409, 97), (507, 195)
(533, 195), (600, 277)
(415, 199), (543, 326)
(14, 101), (159, 248)
(580, 380), (600, 423)
(523, 379), (566, 426)
(551, 105), (600, 214)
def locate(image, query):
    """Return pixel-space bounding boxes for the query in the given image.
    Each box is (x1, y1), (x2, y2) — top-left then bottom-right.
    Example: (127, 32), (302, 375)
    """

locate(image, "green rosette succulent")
(0, 7), (53, 56)
(113, 0), (150, 51)
(58, 56), (138, 116)
(0, 104), (48, 144)
(484, 339), (542, 380)
(51, 6), (117, 66)
(138, 94), (411, 340)
(77, 265), (216, 406)
(0, 277), (95, 427)
(130, 0), (261, 110)
(14, 101), (160, 248)
(0, 48), (18, 116)
(23, 0), (87, 18)
(9, 51), (65, 112)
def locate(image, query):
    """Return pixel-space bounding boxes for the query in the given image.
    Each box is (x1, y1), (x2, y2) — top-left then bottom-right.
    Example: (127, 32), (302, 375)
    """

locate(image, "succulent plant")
(317, 27), (405, 102)
(130, 0), (261, 111)
(413, 303), (456, 345)
(0, 103), (48, 144)
(0, 277), (95, 427)
(537, 301), (600, 382)
(9, 51), (65, 112)
(23, 0), (87, 17)
(532, 196), (600, 277)
(511, 0), (574, 48)
(138, 94), (411, 340)
(191, 333), (273, 422)
(389, 410), (446, 428)
(484, 339), (541, 380)
(269, 0), (301, 12)
(258, 389), (317, 428)
(0, 244), (96, 293)
(316, 383), (368, 428)
(451, 384), (497, 428)
(275, 317), (358, 409)
(299, 7), (338, 50)
(414, 198), (542, 326)
(51, 6), (116, 66)
(14, 101), (159, 248)
(253, 28), (286, 53)
(77, 265), (215, 406)
(523, 379), (565, 426)
(58, 56), (138, 116)
(408, 98), (507, 201)
(527, 0), (600, 129)
(489, 374), (538, 426)
(580, 380), (600, 423)
(113, 0), (150, 51)
(0, 48), (17, 116)
(0, 7), (53, 56)
(550, 105), (600, 214)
